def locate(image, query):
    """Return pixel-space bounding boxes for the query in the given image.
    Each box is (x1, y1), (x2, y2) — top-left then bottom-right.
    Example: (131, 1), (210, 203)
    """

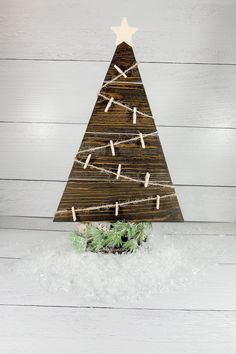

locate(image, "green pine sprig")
(70, 221), (151, 254)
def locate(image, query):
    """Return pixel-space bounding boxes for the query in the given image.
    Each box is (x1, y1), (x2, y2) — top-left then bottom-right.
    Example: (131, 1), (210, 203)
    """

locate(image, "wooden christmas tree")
(54, 18), (183, 223)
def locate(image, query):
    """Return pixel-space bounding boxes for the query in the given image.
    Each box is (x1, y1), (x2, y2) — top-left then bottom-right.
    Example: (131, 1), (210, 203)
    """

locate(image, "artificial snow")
(12, 232), (219, 304)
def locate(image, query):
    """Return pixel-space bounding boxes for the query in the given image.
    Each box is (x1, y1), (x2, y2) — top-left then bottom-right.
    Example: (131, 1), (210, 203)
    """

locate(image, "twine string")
(78, 131), (158, 155)
(56, 63), (173, 217)
(73, 158), (174, 189)
(98, 93), (154, 120)
(101, 62), (138, 89)
(55, 193), (176, 215)
(99, 62), (155, 120)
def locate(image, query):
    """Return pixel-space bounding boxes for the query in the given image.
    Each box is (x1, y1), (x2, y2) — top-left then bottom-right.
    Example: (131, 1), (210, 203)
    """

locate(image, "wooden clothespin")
(71, 206), (77, 222)
(83, 154), (91, 169)
(139, 132), (145, 149)
(110, 140), (115, 156)
(116, 164), (121, 180)
(156, 195), (160, 209)
(144, 172), (150, 188)
(114, 64), (127, 78)
(115, 201), (119, 216)
(104, 97), (114, 112)
(133, 107), (137, 124)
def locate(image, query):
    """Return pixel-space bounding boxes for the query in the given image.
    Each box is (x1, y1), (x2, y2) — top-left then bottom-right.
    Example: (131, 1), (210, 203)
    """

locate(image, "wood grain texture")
(71, 133), (173, 182)
(0, 228), (236, 311)
(0, 1), (235, 351)
(55, 181), (181, 222)
(0, 180), (235, 222)
(1, 216), (235, 234)
(1, 258), (236, 310)
(54, 43), (183, 222)
(1, 228), (236, 259)
(1, 124), (235, 186)
(1, 60), (236, 128)
(0, 0), (236, 64)
(0, 306), (236, 354)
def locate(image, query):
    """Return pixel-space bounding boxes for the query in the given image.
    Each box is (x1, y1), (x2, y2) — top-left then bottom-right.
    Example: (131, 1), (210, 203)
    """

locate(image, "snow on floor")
(11, 232), (220, 304)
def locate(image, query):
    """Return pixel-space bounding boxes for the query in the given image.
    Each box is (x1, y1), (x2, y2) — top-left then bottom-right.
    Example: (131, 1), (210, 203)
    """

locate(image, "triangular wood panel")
(54, 42), (184, 222)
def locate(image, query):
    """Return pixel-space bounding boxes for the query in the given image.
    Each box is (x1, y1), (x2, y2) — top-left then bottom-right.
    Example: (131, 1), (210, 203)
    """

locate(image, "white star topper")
(111, 17), (138, 47)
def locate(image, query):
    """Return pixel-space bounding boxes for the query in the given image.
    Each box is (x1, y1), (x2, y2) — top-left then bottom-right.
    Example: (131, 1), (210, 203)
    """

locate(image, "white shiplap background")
(0, 0), (236, 352)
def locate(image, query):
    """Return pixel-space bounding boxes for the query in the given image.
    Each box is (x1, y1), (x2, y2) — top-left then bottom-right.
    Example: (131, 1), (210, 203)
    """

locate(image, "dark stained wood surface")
(54, 42), (183, 222)
(55, 181), (182, 222)
(88, 85), (155, 134)
(70, 133), (173, 183)
(104, 43), (141, 82)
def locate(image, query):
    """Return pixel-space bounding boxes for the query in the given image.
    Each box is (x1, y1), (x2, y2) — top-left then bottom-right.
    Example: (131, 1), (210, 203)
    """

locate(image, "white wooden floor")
(0, 1), (236, 352)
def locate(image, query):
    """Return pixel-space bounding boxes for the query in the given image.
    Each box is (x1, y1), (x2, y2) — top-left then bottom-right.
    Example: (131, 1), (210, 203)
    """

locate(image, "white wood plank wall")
(0, 1), (236, 353)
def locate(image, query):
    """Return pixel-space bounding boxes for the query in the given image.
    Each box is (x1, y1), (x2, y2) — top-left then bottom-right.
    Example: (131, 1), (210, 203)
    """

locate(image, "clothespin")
(116, 164), (121, 180)
(156, 195), (160, 209)
(83, 154), (91, 169)
(110, 140), (115, 156)
(71, 206), (77, 222)
(144, 172), (150, 188)
(133, 107), (137, 124)
(104, 97), (114, 112)
(114, 64), (127, 78)
(115, 201), (119, 216)
(139, 132), (145, 149)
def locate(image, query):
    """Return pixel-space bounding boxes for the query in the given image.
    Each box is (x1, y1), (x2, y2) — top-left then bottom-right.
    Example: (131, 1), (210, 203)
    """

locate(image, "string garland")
(59, 61), (176, 220)
(98, 93), (155, 120)
(55, 193), (176, 215)
(73, 158), (175, 189)
(99, 62), (155, 121)
(77, 130), (158, 155)
(101, 62), (138, 89)
(114, 64), (128, 78)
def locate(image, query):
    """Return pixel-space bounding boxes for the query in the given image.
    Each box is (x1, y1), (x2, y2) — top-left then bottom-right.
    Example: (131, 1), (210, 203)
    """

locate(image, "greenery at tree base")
(70, 221), (152, 253)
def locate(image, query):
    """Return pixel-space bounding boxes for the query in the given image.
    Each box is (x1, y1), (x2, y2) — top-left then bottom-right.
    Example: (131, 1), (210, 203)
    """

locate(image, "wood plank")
(1, 216), (235, 234)
(54, 181), (183, 222)
(0, 306), (236, 354)
(1, 229), (236, 310)
(0, 123), (235, 186)
(1, 246), (236, 310)
(0, 0), (236, 64)
(0, 180), (235, 221)
(55, 43), (183, 222)
(0, 228), (235, 261)
(1, 60), (236, 128)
